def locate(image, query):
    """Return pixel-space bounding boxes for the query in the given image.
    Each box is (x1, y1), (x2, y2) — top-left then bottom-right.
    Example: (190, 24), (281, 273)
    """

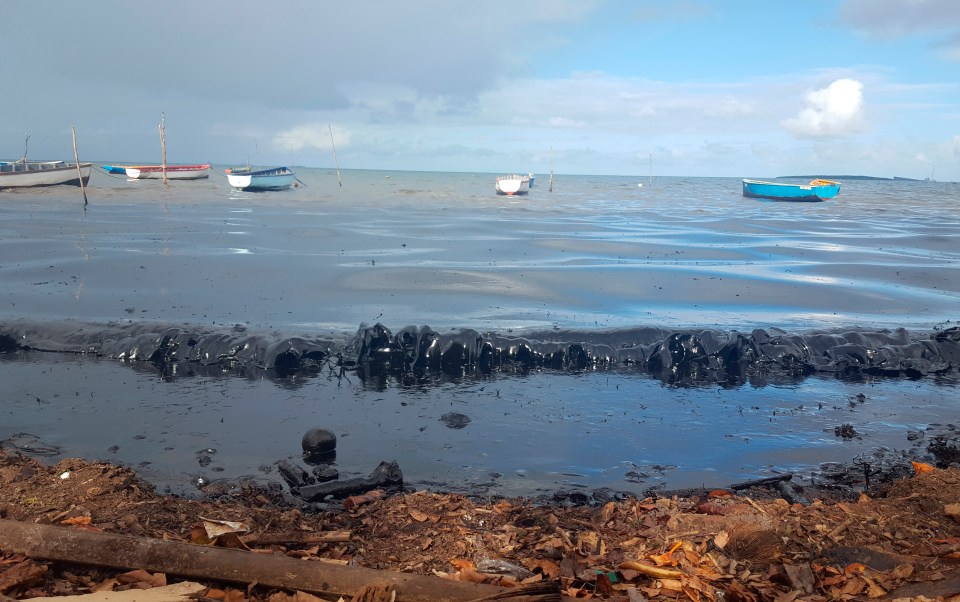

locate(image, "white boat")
(124, 164), (211, 180)
(225, 166), (295, 191)
(0, 159), (92, 189)
(495, 174), (528, 196)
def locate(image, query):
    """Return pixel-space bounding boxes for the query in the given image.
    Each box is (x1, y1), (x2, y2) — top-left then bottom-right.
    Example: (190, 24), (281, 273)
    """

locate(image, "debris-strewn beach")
(2, 449), (960, 600)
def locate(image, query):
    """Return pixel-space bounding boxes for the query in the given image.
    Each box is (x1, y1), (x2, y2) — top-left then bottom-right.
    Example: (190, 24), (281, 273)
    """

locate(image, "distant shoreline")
(778, 174), (929, 181)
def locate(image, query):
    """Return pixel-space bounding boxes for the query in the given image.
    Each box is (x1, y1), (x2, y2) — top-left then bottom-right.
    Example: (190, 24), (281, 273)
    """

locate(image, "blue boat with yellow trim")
(742, 178), (841, 202)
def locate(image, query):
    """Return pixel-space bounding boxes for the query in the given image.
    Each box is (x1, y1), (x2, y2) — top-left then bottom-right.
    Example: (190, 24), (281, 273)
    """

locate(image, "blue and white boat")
(101, 165), (128, 175)
(225, 166), (295, 191)
(742, 178), (841, 202)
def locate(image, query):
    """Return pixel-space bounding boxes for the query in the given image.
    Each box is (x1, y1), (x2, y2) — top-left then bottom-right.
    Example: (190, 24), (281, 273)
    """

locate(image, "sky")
(2, 0), (958, 180)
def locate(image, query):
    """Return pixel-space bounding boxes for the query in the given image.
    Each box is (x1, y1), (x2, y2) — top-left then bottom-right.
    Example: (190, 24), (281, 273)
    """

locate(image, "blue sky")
(2, 0), (958, 179)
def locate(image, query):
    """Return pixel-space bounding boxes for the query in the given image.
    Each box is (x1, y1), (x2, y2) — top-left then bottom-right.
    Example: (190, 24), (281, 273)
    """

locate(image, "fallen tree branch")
(729, 474), (793, 490)
(0, 520), (571, 602)
(617, 561), (684, 580)
(239, 530), (352, 546)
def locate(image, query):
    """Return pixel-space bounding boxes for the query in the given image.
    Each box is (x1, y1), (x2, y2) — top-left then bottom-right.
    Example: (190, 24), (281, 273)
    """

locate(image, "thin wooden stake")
(329, 124), (342, 187)
(160, 112), (168, 184)
(548, 147), (553, 193)
(71, 126), (88, 206)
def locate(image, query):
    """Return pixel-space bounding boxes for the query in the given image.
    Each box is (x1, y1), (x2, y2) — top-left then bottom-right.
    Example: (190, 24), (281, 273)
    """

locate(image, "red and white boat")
(124, 164), (211, 180)
(495, 174), (528, 196)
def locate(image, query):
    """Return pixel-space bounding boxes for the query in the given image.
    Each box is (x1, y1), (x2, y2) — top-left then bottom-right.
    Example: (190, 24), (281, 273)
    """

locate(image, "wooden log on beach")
(728, 474), (793, 490)
(0, 519), (562, 602)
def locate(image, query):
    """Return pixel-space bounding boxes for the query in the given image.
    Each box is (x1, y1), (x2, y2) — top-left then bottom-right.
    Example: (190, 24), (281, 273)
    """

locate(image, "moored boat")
(495, 174), (528, 196)
(0, 159), (92, 190)
(124, 164), (211, 180)
(742, 178), (841, 202)
(225, 166), (295, 191)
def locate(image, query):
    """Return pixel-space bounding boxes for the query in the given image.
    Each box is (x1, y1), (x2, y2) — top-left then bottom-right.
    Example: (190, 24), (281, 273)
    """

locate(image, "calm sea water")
(1, 167), (958, 497)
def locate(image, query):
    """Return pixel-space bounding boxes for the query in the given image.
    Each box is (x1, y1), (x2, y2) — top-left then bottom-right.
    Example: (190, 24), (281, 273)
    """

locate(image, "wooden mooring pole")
(160, 112), (168, 184)
(71, 126), (88, 206)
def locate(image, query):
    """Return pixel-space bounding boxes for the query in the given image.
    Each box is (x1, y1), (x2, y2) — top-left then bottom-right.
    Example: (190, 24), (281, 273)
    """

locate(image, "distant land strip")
(777, 175), (926, 181)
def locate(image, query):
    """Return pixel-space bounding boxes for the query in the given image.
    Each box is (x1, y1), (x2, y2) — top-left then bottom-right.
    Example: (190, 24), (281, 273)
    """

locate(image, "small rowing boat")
(225, 166), (295, 191)
(122, 164), (211, 180)
(742, 178), (841, 202)
(1, 159), (92, 189)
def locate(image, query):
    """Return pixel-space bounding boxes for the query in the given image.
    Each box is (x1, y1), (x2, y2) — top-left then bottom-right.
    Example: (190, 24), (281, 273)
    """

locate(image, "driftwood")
(296, 462), (402, 502)
(775, 480), (810, 506)
(239, 530), (352, 546)
(727, 474), (809, 505)
(729, 474), (793, 490)
(0, 519), (566, 602)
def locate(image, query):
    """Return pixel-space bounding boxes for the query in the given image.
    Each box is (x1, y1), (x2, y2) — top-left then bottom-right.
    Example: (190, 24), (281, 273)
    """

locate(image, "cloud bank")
(782, 79), (865, 139)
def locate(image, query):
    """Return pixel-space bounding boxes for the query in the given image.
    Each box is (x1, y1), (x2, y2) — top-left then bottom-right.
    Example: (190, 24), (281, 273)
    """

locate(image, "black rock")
(302, 427), (337, 461)
(312, 465), (340, 482)
(440, 412), (471, 429)
(277, 459), (314, 488)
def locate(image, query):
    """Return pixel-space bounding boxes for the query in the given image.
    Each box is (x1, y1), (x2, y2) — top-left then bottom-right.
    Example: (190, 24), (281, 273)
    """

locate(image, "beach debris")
(195, 448), (216, 468)
(439, 412), (471, 429)
(834, 423), (858, 439)
(729, 473), (793, 491)
(4, 448), (960, 601)
(311, 464), (339, 482)
(198, 517), (249, 538)
(277, 459), (314, 489)
(475, 558), (535, 581)
(343, 489), (386, 511)
(295, 461), (403, 502)
(0, 559), (47, 594)
(0, 432), (61, 457)
(0, 519), (524, 602)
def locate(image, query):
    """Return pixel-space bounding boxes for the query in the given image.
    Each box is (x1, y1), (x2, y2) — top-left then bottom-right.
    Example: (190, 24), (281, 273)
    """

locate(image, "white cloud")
(782, 79), (865, 139)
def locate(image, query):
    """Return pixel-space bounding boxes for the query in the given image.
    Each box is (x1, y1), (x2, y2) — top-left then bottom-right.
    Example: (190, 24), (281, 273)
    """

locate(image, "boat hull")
(125, 164), (211, 180)
(0, 162), (92, 189)
(225, 167), (295, 191)
(495, 175), (528, 196)
(742, 178), (841, 202)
